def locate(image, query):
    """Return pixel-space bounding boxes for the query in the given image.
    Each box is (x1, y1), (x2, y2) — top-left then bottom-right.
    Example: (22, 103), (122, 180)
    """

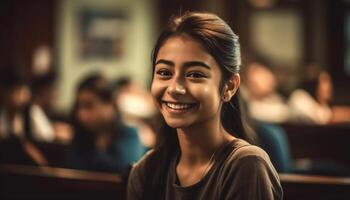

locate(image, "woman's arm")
(127, 150), (153, 200)
(127, 164), (143, 200)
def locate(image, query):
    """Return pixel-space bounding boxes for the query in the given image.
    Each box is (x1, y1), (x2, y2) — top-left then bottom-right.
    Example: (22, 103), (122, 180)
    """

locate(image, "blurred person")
(31, 72), (73, 143)
(241, 62), (290, 123)
(0, 67), (54, 142)
(234, 63), (350, 176)
(0, 66), (48, 165)
(67, 74), (146, 173)
(0, 67), (31, 139)
(127, 12), (282, 200)
(288, 64), (350, 124)
(30, 72), (57, 116)
(112, 77), (157, 148)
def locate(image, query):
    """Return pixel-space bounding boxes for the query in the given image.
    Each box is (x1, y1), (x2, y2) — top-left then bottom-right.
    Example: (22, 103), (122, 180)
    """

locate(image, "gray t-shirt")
(128, 139), (283, 200)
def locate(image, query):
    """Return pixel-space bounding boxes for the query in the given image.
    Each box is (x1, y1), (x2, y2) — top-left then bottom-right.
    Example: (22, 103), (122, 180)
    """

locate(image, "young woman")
(67, 74), (146, 173)
(127, 12), (282, 200)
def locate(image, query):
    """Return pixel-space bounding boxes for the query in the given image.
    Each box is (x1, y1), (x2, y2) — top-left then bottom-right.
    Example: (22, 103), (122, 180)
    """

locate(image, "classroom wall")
(56, 0), (156, 113)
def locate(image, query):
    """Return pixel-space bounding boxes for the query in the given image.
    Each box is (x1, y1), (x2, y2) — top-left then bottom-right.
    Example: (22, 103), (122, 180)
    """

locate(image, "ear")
(222, 74), (240, 102)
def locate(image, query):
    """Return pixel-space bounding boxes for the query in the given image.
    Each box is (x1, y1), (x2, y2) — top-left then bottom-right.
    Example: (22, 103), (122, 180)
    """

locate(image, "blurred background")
(1, 0), (350, 199)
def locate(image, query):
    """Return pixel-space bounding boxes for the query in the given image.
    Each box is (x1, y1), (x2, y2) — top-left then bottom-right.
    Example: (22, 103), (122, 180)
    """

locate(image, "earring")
(222, 95), (229, 102)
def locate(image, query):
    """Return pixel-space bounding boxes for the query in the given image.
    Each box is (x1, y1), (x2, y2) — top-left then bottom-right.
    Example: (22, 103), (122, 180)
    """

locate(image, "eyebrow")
(155, 59), (211, 70)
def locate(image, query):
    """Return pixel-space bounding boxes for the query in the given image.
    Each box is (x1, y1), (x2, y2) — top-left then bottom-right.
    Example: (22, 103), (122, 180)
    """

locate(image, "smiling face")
(151, 35), (224, 128)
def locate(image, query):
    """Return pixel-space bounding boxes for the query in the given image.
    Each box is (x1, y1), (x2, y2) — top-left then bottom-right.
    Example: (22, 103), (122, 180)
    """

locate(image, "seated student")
(31, 72), (73, 143)
(0, 67), (55, 142)
(241, 62), (290, 123)
(288, 64), (350, 124)
(127, 12), (282, 200)
(0, 66), (49, 165)
(67, 74), (146, 173)
(112, 77), (157, 149)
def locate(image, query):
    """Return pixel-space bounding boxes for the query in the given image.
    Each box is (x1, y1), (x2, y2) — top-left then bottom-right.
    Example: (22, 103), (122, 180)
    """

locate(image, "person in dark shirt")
(127, 12), (282, 200)
(67, 74), (146, 173)
(0, 66), (49, 166)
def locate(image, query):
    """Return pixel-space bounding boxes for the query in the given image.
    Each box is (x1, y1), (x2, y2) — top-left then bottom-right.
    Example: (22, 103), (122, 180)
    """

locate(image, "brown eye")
(187, 72), (206, 78)
(156, 69), (172, 78)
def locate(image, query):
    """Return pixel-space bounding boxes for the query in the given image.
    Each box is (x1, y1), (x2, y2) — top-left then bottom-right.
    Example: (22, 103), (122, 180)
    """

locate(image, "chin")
(164, 118), (193, 129)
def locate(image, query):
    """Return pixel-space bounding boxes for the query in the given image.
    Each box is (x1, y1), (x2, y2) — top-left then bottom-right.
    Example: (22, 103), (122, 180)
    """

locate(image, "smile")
(161, 101), (198, 113)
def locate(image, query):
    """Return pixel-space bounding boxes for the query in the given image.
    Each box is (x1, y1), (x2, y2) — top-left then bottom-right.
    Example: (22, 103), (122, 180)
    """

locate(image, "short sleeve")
(127, 150), (153, 200)
(221, 148), (283, 200)
(127, 163), (143, 200)
(30, 105), (55, 142)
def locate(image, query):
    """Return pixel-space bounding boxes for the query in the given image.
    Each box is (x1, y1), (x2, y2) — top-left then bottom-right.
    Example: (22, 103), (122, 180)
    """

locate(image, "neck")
(34, 98), (47, 109)
(176, 114), (234, 166)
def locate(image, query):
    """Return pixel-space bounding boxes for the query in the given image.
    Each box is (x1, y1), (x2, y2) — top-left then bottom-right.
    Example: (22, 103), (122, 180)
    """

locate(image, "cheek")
(151, 79), (166, 104)
(77, 109), (90, 124)
(189, 84), (221, 110)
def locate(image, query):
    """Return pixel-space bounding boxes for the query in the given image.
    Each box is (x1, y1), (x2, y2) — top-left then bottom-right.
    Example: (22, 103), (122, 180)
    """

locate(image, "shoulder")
(229, 140), (271, 162)
(118, 125), (140, 142)
(222, 140), (275, 173)
(289, 89), (314, 105)
(117, 125), (145, 149)
(218, 140), (283, 199)
(290, 89), (309, 98)
(120, 125), (138, 136)
(129, 149), (154, 175)
(127, 150), (154, 199)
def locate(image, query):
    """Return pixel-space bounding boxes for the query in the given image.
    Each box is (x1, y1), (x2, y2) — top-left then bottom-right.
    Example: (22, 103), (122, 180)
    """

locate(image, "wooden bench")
(280, 173), (350, 200)
(2, 164), (350, 200)
(0, 139), (69, 167)
(281, 124), (350, 168)
(34, 141), (69, 167)
(0, 164), (125, 200)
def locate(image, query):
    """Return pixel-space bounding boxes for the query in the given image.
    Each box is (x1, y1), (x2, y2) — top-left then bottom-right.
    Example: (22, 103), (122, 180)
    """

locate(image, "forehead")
(156, 35), (216, 66)
(78, 90), (99, 101)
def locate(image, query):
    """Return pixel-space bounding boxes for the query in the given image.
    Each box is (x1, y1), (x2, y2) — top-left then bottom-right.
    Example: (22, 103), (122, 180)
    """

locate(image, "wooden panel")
(2, 164), (350, 200)
(280, 173), (350, 200)
(34, 141), (69, 168)
(0, 164), (125, 200)
(0, 0), (55, 71)
(281, 124), (350, 167)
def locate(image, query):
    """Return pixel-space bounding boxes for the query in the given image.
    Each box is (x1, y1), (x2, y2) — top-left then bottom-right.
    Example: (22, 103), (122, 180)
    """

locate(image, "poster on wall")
(79, 8), (128, 60)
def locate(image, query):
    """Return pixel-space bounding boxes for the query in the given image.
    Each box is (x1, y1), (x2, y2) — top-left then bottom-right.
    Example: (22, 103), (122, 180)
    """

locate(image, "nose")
(167, 76), (186, 96)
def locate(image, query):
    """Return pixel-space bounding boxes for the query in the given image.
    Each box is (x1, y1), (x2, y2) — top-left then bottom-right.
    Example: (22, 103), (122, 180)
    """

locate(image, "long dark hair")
(142, 12), (255, 199)
(70, 74), (122, 153)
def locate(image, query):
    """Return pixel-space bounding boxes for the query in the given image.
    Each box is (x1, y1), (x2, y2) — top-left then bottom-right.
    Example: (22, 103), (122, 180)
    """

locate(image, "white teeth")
(166, 102), (192, 110)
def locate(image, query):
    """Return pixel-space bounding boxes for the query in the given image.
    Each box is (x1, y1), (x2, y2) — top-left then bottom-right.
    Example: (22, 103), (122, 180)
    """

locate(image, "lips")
(161, 100), (198, 114)
(166, 102), (193, 109)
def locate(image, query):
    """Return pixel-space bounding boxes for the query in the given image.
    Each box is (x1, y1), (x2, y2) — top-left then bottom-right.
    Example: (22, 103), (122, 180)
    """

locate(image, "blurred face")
(246, 63), (276, 99)
(8, 85), (31, 109)
(76, 90), (114, 132)
(151, 35), (223, 128)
